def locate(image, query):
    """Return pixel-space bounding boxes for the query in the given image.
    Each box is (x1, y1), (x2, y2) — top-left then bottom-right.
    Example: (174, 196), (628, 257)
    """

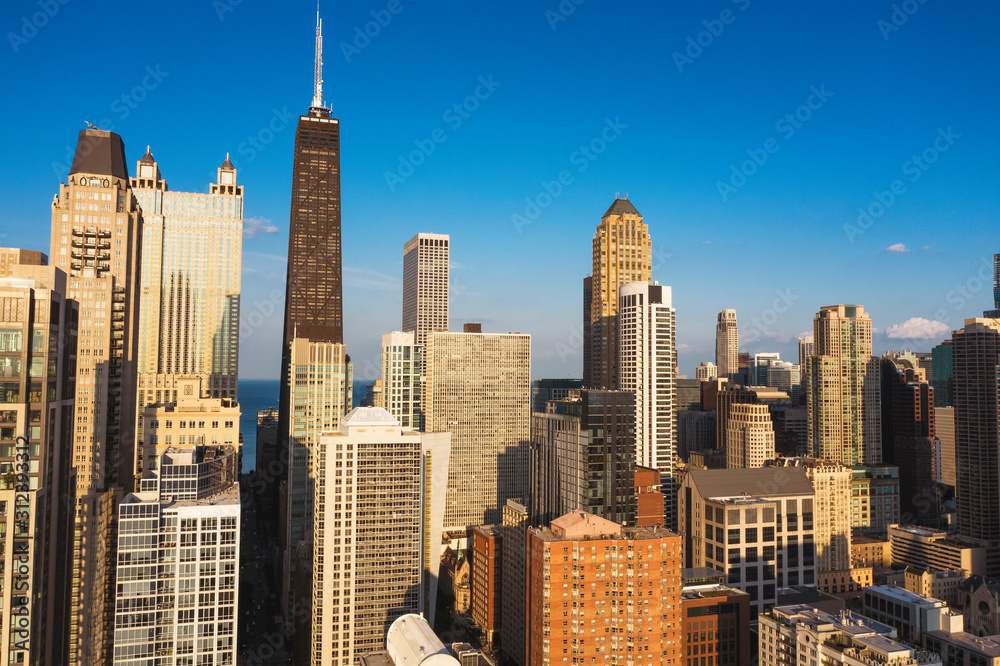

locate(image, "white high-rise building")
(696, 361), (718, 381)
(312, 407), (450, 665)
(112, 444), (241, 666)
(716, 309), (739, 378)
(726, 403), (775, 469)
(402, 233), (449, 347)
(618, 281), (677, 528)
(380, 331), (423, 430)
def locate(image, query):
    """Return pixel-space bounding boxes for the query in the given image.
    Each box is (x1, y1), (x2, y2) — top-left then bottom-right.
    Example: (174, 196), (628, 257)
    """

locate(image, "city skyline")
(3, 2), (999, 381)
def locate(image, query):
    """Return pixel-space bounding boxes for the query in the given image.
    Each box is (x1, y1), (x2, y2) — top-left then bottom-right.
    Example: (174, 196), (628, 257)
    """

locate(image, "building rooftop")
(688, 466), (814, 500)
(533, 511), (677, 542)
(386, 613), (457, 666)
(342, 406), (400, 426)
(603, 197), (641, 218)
(682, 583), (749, 600)
(769, 605), (897, 637)
(865, 585), (947, 607)
(70, 129), (129, 180)
(926, 631), (1000, 657)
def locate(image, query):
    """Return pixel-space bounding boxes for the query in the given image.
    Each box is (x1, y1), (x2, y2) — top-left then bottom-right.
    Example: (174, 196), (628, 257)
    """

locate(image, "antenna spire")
(312, 9), (325, 109)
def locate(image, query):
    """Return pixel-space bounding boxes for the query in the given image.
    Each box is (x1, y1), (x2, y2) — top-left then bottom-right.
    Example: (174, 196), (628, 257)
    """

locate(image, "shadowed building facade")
(402, 233), (449, 347)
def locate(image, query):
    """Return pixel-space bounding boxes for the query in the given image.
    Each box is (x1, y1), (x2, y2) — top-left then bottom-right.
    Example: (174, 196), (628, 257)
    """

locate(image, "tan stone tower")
(716, 309), (739, 378)
(402, 232), (450, 346)
(50, 128), (143, 665)
(588, 197), (651, 390)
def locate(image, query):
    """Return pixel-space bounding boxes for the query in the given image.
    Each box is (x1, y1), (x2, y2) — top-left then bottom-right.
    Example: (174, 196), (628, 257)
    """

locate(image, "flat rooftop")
(926, 631), (1000, 657)
(865, 585), (946, 606)
(682, 584), (749, 600)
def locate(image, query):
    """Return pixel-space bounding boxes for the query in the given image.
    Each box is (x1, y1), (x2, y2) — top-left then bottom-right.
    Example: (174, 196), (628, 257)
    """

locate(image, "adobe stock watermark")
(49, 66), (170, 179)
(877, 0), (930, 41)
(7, 0), (70, 53)
(672, 0), (752, 73)
(741, 288), (799, 344)
(511, 116), (628, 233)
(843, 126), (959, 244)
(716, 84), (833, 202)
(545, 0), (586, 30)
(341, 0), (411, 62)
(234, 107), (295, 166)
(213, 0), (242, 21)
(384, 75), (501, 191)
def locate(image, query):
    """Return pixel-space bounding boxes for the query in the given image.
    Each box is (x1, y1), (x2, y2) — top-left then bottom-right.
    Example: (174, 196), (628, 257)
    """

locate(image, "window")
(728, 529), (740, 545)
(745, 528), (757, 544)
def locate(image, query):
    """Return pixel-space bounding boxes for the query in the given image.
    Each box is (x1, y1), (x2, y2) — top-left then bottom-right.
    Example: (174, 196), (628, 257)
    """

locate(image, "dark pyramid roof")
(70, 129), (129, 180)
(603, 197), (641, 218)
(139, 145), (156, 164)
(220, 153), (234, 170)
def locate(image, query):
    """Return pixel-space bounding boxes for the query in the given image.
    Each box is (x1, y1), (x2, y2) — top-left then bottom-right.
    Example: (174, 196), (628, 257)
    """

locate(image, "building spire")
(311, 8), (325, 109)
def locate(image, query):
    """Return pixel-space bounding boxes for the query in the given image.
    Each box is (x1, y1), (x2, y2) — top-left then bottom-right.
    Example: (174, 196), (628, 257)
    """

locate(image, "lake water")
(237, 378), (374, 471)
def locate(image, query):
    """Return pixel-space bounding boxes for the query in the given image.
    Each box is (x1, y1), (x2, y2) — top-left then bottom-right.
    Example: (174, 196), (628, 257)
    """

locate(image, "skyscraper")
(530, 389), (637, 526)
(402, 232), (449, 346)
(588, 197), (652, 390)
(0, 260), (77, 665)
(311, 408), (450, 664)
(112, 442), (241, 666)
(582, 275), (592, 387)
(805, 304), (881, 466)
(380, 331), (423, 430)
(132, 148), (242, 414)
(424, 326), (530, 530)
(716, 309), (739, 378)
(985, 253), (1000, 318)
(277, 13), (344, 538)
(797, 335), (814, 369)
(726, 403), (775, 469)
(952, 318), (1000, 576)
(618, 280), (677, 528)
(50, 128), (143, 664)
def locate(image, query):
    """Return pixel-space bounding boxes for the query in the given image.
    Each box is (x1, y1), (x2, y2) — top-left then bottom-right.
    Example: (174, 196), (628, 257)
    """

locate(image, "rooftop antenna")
(311, 4), (325, 109)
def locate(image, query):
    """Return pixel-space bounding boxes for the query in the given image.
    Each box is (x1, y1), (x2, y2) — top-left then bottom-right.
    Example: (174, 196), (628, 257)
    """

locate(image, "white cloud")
(243, 217), (279, 238)
(922, 246), (930, 251)
(885, 317), (950, 340)
(886, 243), (909, 253)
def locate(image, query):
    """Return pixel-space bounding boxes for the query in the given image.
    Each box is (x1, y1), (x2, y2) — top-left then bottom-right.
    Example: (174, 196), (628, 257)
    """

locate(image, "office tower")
(797, 335), (814, 368)
(715, 309), (739, 378)
(751, 352), (781, 386)
(531, 378), (582, 413)
(726, 403), (775, 469)
(0, 261), (76, 665)
(770, 405), (808, 457)
(282, 338), (351, 624)
(588, 197), (652, 390)
(851, 464), (900, 536)
(985, 253), (1000, 318)
(112, 443), (240, 666)
(402, 233), (449, 346)
(582, 276), (592, 387)
(139, 377), (240, 475)
(696, 361), (718, 381)
(277, 12), (342, 535)
(680, 570), (751, 666)
(530, 389), (637, 526)
(935, 406), (955, 487)
(952, 318), (1000, 576)
(50, 128), (143, 664)
(424, 326), (530, 529)
(678, 409), (717, 458)
(619, 281), (677, 527)
(931, 341), (954, 407)
(380, 331), (423, 429)
(716, 384), (788, 454)
(676, 377), (702, 411)
(767, 457), (853, 572)
(880, 357), (938, 523)
(0, 247), (46, 276)
(500, 499), (528, 666)
(758, 605), (938, 666)
(133, 149), (241, 409)
(805, 304), (881, 465)
(679, 467), (816, 614)
(526, 511), (682, 663)
(470, 524), (502, 648)
(767, 361), (801, 403)
(311, 407), (450, 664)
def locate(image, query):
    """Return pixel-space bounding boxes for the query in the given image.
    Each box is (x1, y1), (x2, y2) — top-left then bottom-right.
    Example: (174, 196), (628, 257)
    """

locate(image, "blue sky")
(1, 0), (997, 381)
